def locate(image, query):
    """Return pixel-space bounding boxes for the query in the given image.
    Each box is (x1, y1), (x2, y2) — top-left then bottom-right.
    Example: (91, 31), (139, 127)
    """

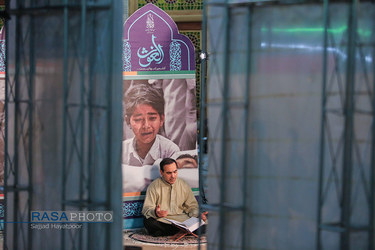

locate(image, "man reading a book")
(142, 158), (207, 237)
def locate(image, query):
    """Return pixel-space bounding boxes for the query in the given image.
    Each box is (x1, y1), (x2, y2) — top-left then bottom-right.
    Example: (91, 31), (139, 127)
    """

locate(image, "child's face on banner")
(129, 104), (164, 145)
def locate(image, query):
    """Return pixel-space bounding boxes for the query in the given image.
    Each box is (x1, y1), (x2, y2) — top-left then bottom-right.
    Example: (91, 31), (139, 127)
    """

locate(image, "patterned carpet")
(129, 230), (207, 245)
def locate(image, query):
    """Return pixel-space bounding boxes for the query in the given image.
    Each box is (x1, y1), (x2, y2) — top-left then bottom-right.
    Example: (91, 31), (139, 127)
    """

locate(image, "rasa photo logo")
(30, 211), (113, 230)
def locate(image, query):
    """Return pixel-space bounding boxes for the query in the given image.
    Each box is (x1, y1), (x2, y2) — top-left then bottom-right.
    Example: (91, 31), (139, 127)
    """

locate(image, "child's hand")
(176, 154), (198, 168)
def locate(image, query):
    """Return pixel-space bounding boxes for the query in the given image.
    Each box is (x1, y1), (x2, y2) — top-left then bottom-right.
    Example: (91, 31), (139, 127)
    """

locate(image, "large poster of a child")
(122, 78), (198, 193)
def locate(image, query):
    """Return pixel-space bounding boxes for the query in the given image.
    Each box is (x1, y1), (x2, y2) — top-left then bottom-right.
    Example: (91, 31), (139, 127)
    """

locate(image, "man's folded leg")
(143, 217), (180, 237)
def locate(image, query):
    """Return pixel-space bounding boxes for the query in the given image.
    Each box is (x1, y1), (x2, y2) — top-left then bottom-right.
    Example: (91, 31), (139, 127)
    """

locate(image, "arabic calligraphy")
(146, 14), (154, 29)
(137, 35), (164, 67)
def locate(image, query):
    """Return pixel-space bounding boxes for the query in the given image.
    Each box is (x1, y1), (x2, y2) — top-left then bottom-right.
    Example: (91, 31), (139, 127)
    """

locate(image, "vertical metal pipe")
(317, 0), (329, 249)
(28, 6), (35, 249)
(3, 0), (9, 248)
(241, 5), (252, 250)
(87, 7), (94, 250)
(341, 0), (357, 249)
(12, 3), (21, 248)
(219, 3), (231, 250)
(62, 0), (69, 248)
(369, 8), (375, 250)
(79, 0), (87, 248)
(198, 1), (208, 249)
(109, 0), (125, 247)
(106, 1), (115, 248)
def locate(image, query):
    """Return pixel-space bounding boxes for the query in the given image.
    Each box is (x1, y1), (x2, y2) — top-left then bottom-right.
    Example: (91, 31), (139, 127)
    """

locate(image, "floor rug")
(129, 231), (207, 245)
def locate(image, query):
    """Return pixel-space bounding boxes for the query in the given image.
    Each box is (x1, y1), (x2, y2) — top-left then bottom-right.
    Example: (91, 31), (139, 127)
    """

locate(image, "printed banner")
(122, 4), (197, 229)
(122, 3), (195, 72)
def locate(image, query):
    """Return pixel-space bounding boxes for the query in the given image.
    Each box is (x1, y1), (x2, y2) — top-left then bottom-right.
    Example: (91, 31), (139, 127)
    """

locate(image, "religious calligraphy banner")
(122, 4), (198, 230)
(123, 3), (195, 74)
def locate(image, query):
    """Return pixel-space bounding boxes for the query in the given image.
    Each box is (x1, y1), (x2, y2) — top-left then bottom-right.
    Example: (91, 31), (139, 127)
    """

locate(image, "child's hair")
(124, 83), (165, 124)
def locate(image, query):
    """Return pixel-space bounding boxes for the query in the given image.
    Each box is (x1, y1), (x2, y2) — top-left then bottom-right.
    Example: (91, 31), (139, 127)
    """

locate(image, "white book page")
(166, 217), (205, 232)
(184, 217), (200, 229)
(166, 219), (186, 227)
(165, 219), (188, 229)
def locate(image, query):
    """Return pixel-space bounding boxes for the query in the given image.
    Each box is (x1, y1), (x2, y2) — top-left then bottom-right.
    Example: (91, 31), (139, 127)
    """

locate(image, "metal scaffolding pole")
(369, 4), (375, 248)
(218, 3), (231, 250)
(340, 0), (357, 248)
(316, 0), (330, 248)
(241, 5), (253, 250)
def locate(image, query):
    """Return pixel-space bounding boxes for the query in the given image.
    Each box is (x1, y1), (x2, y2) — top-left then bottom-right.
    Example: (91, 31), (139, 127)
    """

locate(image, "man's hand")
(201, 211), (208, 222)
(155, 204), (168, 218)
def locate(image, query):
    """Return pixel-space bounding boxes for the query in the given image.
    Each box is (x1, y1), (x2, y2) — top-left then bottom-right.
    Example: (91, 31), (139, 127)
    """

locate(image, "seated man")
(142, 158), (207, 237)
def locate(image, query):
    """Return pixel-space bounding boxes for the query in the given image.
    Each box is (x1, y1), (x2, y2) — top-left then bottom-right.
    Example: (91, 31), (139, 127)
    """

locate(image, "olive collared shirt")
(142, 177), (199, 223)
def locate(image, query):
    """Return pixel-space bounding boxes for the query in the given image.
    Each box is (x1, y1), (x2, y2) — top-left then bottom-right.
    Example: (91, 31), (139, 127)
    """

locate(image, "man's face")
(160, 162), (178, 185)
(129, 104), (164, 146)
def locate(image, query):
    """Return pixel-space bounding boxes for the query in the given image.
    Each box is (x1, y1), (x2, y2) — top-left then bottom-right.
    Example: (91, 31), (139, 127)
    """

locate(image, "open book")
(165, 217), (205, 233)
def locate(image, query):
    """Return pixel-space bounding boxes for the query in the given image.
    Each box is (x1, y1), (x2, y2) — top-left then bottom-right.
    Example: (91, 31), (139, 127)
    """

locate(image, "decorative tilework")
(123, 41), (131, 72)
(0, 40), (4, 72)
(139, 0), (202, 11)
(144, 0), (158, 4)
(170, 41), (182, 71)
(0, 203), (3, 219)
(181, 31), (201, 116)
(165, 0), (177, 3)
(0, 200), (3, 230)
(123, 201), (143, 219)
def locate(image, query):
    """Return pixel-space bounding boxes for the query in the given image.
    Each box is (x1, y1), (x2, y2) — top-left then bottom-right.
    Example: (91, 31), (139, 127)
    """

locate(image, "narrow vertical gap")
(198, 1), (208, 249)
